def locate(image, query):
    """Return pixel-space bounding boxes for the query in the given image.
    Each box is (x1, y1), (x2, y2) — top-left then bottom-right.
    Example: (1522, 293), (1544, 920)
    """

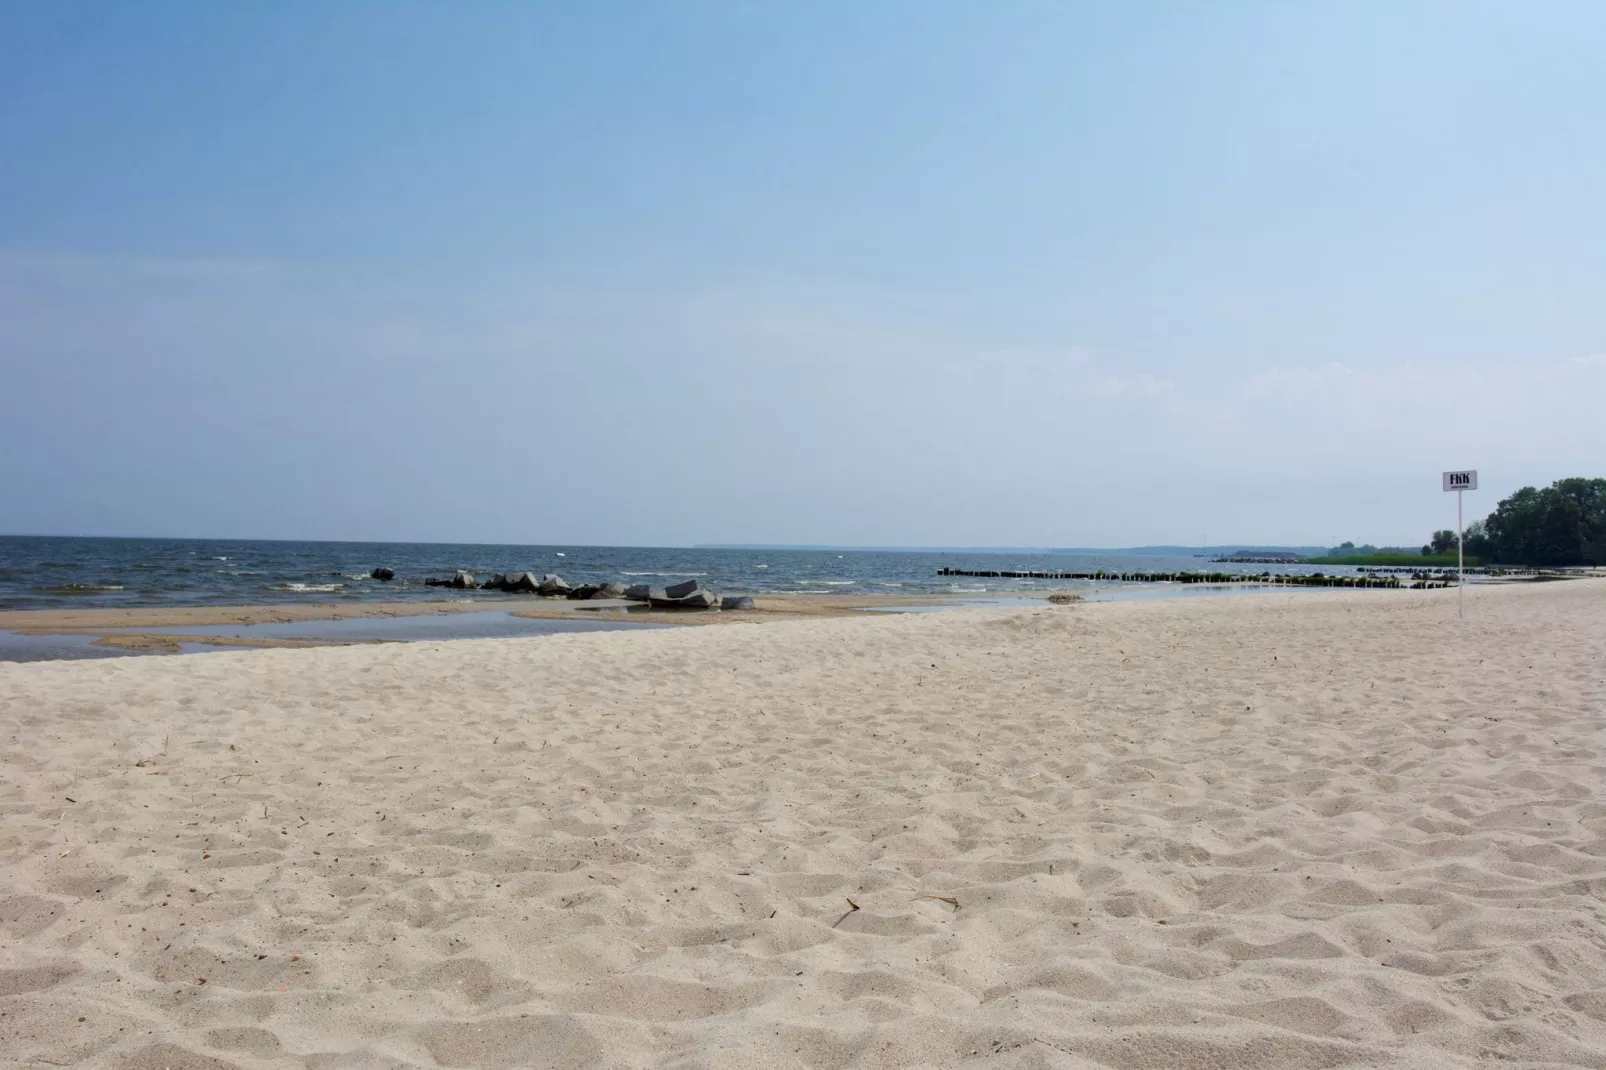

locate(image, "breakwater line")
(936, 568), (1414, 589)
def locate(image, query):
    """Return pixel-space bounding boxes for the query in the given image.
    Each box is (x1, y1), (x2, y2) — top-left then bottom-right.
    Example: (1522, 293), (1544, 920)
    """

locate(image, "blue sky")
(3, 2), (1602, 546)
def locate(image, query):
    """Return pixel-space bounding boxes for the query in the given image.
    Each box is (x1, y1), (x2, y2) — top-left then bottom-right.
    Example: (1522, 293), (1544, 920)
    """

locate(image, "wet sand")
(0, 593), (964, 654)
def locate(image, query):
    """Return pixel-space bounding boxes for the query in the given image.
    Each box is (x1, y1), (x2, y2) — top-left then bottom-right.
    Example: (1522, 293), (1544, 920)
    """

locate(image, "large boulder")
(623, 584), (652, 602)
(424, 577), (451, 588)
(664, 579), (702, 599)
(721, 596), (756, 610)
(594, 582), (627, 599)
(370, 567), (395, 581)
(566, 584), (600, 600)
(450, 570), (477, 589)
(651, 588), (718, 609)
(476, 572), (541, 593)
(537, 573), (572, 596)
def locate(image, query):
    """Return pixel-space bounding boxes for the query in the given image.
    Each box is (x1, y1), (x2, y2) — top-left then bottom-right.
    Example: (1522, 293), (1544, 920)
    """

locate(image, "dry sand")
(2, 580), (1604, 1068)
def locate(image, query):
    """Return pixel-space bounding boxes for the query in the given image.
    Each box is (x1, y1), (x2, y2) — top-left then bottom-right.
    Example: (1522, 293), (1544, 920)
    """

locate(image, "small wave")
(620, 571), (708, 577)
(215, 569), (265, 576)
(555, 552), (566, 557)
(36, 583), (125, 594)
(877, 582), (904, 587)
(212, 556), (228, 561)
(266, 582), (343, 593)
(803, 580), (855, 586)
(755, 564), (769, 569)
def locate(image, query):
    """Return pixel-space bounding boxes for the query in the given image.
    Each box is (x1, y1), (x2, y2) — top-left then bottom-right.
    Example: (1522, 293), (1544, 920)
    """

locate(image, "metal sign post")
(1442, 470), (1478, 618)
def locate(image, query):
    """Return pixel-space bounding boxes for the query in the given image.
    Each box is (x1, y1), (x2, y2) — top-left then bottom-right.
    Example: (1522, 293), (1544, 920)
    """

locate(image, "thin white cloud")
(1084, 371), (1174, 398)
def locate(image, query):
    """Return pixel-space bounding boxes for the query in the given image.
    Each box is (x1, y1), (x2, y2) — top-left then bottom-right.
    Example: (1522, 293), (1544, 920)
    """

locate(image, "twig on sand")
(832, 898), (861, 928)
(914, 894), (960, 908)
(219, 774), (253, 783)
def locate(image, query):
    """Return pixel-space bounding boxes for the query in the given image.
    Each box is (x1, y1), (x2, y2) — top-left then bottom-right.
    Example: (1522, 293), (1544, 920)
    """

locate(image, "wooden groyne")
(936, 568), (1411, 589)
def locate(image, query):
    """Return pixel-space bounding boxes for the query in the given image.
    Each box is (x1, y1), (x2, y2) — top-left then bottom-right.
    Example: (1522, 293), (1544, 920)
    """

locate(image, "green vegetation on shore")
(1323, 476), (1604, 569)
(1473, 478), (1606, 566)
(1308, 553), (1475, 567)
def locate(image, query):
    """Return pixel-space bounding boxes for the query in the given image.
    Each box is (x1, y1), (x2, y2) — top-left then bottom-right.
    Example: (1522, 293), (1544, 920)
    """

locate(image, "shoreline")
(11, 572), (1580, 658)
(0, 592), (989, 655)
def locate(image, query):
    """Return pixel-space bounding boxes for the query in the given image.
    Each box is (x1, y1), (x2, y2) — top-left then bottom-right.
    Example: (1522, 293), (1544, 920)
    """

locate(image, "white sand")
(3, 580), (1605, 1069)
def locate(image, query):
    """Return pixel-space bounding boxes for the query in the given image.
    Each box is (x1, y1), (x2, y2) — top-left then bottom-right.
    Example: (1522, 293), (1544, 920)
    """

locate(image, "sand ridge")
(2, 581), (1605, 1067)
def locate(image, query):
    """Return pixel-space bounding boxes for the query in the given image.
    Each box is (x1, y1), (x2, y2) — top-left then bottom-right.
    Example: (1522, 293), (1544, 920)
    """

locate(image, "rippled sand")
(3, 580), (1604, 1068)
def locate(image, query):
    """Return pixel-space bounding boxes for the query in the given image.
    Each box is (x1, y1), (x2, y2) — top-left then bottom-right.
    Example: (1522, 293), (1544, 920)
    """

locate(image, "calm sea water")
(0, 535), (1366, 612)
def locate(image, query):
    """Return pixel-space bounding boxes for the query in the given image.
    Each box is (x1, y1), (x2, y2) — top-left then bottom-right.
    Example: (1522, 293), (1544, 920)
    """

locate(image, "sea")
(0, 535), (1367, 612)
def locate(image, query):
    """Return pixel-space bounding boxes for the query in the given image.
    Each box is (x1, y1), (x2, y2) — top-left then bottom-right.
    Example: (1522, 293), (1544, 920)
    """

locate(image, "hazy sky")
(3, 2), (1602, 547)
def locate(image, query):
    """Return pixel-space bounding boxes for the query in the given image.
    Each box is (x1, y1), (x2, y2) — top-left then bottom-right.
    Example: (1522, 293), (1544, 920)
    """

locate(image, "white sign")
(1441, 469), (1477, 619)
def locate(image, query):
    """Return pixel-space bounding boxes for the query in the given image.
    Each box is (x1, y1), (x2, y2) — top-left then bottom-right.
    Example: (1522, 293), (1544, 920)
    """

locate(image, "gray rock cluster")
(400, 569), (744, 611)
(421, 570), (481, 589)
(623, 579), (726, 610)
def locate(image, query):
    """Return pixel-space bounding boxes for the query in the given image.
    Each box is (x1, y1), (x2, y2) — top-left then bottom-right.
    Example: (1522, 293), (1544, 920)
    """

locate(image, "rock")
(566, 584), (600, 600)
(424, 577), (451, 588)
(537, 574), (571, 596)
(371, 567), (395, 581)
(593, 582), (627, 599)
(478, 572), (540, 593)
(450, 570), (476, 589)
(651, 588), (718, 609)
(664, 579), (702, 599)
(721, 596), (756, 610)
(623, 584), (652, 601)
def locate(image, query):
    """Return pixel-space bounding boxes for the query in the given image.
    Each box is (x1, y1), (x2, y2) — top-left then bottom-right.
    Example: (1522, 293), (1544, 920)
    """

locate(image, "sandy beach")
(3, 579), (1604, 1068)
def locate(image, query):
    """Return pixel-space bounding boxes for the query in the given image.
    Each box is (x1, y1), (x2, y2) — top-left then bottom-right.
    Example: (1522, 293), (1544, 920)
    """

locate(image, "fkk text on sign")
(1443, 470), (1477, 492)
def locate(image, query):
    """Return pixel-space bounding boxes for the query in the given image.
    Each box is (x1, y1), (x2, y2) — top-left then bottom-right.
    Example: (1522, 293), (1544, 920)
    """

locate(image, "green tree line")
(1429, 478), (1606, 566)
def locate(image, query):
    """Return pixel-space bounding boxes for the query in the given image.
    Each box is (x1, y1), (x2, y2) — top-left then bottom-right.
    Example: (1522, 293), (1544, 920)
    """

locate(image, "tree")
(1479, 478), (1606, 566)
(1462, 519), (1494, 561)
(1427, 529), (1458, 555)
